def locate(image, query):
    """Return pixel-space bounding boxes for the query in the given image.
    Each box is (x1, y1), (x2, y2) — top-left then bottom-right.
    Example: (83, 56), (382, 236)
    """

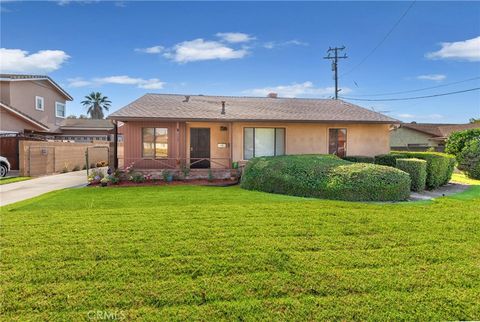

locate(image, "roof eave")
(107, 115), (399, 124)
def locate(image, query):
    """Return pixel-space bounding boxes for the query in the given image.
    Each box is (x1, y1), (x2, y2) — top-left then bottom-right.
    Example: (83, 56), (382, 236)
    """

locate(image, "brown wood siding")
(122, 121), (186, 169)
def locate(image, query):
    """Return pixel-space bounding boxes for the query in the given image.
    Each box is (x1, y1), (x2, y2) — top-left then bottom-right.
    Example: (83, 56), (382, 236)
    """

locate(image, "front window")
(35, 96), (44, 111)
(243, 127), (285, 160)
(55, 102), (65, 118)
(329, 128), (347, 157)
(143, 128), (168, 158)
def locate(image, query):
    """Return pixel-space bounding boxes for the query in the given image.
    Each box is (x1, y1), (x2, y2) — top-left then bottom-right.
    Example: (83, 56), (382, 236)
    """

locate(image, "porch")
(118, 121), (236, 178)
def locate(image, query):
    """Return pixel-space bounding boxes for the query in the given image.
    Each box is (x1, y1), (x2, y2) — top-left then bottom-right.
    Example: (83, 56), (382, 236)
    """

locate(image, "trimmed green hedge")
(395, 158), (427, 192)
(342, 155), (375, 163)
(374, 154), (398, 167)
(241, 155), (411, 202)
(375, 152), (455, 190)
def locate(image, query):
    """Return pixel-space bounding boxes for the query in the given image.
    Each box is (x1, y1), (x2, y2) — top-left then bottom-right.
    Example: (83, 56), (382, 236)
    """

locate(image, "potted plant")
(163, 170), (173, 182)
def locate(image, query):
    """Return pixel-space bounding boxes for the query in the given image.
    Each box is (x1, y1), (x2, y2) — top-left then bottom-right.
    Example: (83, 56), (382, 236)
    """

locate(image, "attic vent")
(267, 92), (278, 98)
(183, 95), (190, 102)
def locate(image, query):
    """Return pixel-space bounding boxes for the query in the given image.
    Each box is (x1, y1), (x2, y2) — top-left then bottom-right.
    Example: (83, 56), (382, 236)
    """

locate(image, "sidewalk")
(0, 170), (88, 207)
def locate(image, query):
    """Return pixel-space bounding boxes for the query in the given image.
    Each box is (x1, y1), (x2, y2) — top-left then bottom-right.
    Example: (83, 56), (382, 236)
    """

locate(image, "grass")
(0, 176), (31, 185)
(450, 172), (480, 185)
(1, 185), (480, 320)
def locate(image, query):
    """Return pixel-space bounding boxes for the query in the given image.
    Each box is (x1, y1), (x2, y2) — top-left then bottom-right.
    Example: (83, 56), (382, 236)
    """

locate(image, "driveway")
(0, 170), (88, 207)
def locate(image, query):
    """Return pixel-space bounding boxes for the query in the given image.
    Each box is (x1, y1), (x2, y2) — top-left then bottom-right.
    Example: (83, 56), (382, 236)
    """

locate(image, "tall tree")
(81, 92), (111, 119)
(469, 118), (480, 124)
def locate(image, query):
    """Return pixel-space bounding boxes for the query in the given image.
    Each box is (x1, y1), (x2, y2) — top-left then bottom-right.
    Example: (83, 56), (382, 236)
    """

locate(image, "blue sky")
(1, 1), (479, 123)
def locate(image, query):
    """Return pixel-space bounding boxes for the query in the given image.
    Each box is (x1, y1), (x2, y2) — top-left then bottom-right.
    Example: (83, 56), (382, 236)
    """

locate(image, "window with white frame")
(243, 127), (285, 160)
(35, 96), (44, 111)
(55, 102), (66, 118)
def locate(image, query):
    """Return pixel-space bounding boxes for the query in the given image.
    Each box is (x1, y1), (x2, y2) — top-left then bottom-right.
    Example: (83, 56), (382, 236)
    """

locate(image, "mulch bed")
(89, 179), (239, 188)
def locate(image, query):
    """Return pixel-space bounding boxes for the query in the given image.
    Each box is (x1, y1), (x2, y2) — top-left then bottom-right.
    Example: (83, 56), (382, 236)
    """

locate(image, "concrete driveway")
(0, 170), (88, 207)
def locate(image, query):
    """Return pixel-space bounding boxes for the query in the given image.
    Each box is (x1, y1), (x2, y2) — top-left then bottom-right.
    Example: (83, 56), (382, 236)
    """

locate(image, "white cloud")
(397, 113), (444, 120)
(244, 81), (351, 98)
(426, 36), (480, 61)
(417, 74), (447, 81)
(215, 32), (255, 43)
(67, 75), (165, 90)
(164, 39), (248, 63)
(135, 45), (164, 54)
(0, 48), (70, 73)
(263, 40), (309, 49)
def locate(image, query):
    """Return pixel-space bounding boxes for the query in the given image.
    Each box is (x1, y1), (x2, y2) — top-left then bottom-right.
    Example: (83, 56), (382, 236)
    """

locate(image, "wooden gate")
(0, 137), (20, 170)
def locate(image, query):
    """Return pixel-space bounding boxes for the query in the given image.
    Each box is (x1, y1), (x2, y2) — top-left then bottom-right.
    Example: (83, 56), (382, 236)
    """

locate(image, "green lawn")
(451, 172), (480, 185)
(0, 176), (31, 185)
(1, 186), (480, 320)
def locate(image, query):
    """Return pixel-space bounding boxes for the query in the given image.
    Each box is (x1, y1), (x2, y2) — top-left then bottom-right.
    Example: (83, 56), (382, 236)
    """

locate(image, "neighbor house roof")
(108, 94), (399, 123)
(0, 101), (50, 131)
(60, 119), (114, 130)
(401, 122), (480, 139)
(0, 74), (73, 100)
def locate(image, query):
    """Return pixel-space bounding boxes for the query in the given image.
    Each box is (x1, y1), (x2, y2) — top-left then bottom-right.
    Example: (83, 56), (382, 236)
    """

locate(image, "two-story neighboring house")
(0, 74), (73, 134)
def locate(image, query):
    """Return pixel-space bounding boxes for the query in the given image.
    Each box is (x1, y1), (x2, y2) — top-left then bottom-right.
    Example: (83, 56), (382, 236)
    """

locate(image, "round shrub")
(445, 128), (480, 157)
(240, 155), (411, 202)
(395, 158), (427, 192)
(343, 155), (375, 163)
(458, 139), (480, 179)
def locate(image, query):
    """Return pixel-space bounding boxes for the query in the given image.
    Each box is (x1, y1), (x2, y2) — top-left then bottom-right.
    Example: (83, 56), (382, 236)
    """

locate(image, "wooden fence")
(19, 141), (110, 176)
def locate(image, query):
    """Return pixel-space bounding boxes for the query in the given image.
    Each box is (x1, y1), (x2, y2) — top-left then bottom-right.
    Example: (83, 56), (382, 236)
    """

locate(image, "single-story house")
(108, 93), (398, 174)
(390, 122), (480, 151)
(55, 119), (115, 142)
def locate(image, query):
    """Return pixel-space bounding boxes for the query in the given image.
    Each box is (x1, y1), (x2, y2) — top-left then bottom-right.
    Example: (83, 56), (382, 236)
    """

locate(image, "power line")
(340, 87), (480, 101)
(349, 76), (480, 97)
(323, 46), (348, 99)
(341, 0), (416, 78)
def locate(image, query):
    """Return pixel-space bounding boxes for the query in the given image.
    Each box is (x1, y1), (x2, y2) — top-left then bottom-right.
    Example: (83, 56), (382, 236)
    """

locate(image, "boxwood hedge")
(395, 158), (427, 192)
(342, 155), (375, 163)
(375, 152), (455, 190)
(240, 154), (411, 202)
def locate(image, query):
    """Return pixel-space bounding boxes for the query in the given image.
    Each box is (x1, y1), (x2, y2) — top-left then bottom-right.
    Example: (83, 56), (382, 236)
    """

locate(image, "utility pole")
(323, 46), (347, 99)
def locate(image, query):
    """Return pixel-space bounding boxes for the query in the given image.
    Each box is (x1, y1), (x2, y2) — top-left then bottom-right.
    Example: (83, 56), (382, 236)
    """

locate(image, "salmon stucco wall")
(120, 120), (391, 168)
(185, 122), (232, 169)
(231, 122), (391, 161)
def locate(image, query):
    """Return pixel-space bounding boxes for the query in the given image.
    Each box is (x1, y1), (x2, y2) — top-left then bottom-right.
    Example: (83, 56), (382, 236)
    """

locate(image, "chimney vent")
(221, 101), (226, 115)
(267, 92), (278, 98)
(183, 95), (190, 102)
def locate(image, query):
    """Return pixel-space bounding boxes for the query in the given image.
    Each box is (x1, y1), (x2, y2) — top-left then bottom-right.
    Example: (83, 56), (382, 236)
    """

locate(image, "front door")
(328, 128), (347, 158)
(190, 128), (210, 168)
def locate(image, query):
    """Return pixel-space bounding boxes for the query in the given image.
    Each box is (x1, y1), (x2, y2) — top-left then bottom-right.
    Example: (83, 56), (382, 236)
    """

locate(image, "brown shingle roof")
(401, 122), (480, 138)
(0, 101), (50, 131)
(108, 94), (399, 123)
(60, 119), (114, 129)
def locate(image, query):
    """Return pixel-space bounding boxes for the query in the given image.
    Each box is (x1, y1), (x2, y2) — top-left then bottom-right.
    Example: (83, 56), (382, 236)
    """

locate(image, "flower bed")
(87, 163), (239, 187)
(89, 178), (237, 187)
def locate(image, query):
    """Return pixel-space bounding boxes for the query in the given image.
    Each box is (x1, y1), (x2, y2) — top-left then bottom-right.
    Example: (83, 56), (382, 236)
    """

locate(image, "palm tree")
(81, 92), (111, 119)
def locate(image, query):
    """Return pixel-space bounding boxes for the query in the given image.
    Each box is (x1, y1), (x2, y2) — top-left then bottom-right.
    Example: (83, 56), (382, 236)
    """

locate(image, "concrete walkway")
(0, 170), (88, 207)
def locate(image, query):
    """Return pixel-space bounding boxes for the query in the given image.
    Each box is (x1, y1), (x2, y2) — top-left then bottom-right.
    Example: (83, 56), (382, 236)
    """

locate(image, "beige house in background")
(109, 94), (398, 172)
(390, 122), (480, 151)
(0, 74), (73, 134)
